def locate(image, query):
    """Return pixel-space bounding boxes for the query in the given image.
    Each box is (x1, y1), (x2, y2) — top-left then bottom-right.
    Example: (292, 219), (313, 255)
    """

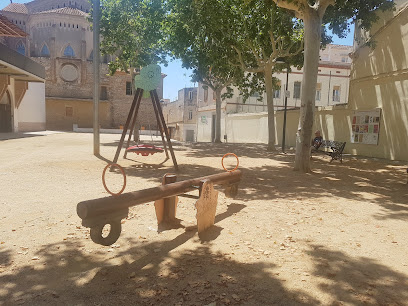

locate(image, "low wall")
(200, 103), (407, 161)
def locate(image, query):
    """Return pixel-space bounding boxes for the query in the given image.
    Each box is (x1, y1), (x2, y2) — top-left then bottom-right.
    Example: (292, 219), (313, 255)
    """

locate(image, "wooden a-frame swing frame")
(112, 88), (178, 171)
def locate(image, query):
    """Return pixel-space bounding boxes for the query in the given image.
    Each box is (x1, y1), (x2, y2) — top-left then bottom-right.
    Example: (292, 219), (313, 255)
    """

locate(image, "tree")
(229, 1), (303, 151)
(269, 0), (394, 172)
(99, 0), (166, 75)
(165, 0), (244, 143)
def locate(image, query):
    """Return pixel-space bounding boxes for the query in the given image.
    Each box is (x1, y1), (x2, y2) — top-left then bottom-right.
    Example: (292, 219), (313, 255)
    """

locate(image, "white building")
(197, 44), (353, 142)
(162, 87), (198, 142)
(0, 15), (46, 133)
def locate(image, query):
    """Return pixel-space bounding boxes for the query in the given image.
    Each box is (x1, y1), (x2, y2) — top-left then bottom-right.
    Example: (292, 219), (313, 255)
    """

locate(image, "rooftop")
(33, 7), (88, 17)
(1, 3), (29, 14)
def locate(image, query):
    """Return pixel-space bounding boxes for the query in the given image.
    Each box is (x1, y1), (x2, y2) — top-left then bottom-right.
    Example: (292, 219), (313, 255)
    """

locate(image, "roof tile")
(2, 3), (29, 15)
(34, 7), (88, 17)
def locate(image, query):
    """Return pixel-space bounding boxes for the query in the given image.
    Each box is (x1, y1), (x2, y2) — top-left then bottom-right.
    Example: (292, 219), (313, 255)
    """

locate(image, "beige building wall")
(346, 1), (408, 160)
(46, 97), (109, 130)
(162, 87), (197, 141)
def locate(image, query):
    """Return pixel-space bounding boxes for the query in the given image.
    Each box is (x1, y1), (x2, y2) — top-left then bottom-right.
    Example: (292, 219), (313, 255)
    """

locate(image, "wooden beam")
(77, 170), (242, 220)
(0, 75), (10, 102)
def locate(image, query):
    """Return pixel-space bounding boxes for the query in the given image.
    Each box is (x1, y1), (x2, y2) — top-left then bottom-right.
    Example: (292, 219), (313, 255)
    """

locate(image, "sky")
(1, 0), (354, 101)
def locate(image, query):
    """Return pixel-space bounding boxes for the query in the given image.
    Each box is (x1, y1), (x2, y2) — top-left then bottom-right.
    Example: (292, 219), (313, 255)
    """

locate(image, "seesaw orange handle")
(102, 163), (126, 196)
(221, 153), (239, 172)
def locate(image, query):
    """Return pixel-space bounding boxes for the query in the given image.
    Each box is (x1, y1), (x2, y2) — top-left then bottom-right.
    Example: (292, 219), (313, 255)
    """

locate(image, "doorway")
(186, 129), (194, 142)
(0, 91), (12, 132)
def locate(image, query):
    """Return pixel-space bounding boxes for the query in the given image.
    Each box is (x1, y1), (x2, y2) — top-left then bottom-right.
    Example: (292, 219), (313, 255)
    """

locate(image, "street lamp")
(282, 65), (289, 153)
(276, 58), (290, 153)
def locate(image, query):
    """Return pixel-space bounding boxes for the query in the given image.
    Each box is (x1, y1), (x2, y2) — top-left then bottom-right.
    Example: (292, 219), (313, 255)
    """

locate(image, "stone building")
(1, 0), (163, 131)
(0, 13), (46, 133)
(162, 87), (198, 142)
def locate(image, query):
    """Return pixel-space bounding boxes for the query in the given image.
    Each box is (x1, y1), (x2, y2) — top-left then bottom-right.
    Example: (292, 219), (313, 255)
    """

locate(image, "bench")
(312, 140), (346, 163)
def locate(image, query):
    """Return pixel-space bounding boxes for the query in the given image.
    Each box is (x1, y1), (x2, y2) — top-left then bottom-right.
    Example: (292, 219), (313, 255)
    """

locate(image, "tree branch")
(318, 0), (335, 18)
(231, 45), (247, 70)
(201, 79), (215, 92)
(269, 31), (278, 55)
(271, 0), (304, 13)
(246, 40), (262, 64)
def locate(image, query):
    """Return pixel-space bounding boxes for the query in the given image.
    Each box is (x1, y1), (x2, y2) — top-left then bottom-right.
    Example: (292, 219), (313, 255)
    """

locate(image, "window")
(333, 86), (341, 102)
(188, 110), (193, 120)
(16, 41), (25, 55)
(293, 81), (301, 99)
(126, 82), (132, 95)
(188, 91), (193, 100)
(88, 50), (93, 61)
(273, 82), (281, 99)
(63, 45), (75, 57)
(40, 44), (50, 57)
(204, 87), (208, 102)
(213, 90), (216, 101)
(65, 106), (73, 117)
(315, 83), (321, 101)
(100, 86), (108, 100)
(250, 92), (260, 97)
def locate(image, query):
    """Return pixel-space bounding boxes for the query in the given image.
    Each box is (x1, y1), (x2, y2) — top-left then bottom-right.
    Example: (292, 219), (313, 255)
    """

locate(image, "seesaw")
(77, 161), (241, 246)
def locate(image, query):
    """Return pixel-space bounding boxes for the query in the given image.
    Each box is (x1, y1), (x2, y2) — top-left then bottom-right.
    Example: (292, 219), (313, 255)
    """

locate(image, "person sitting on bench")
(311, 130), (323, 151)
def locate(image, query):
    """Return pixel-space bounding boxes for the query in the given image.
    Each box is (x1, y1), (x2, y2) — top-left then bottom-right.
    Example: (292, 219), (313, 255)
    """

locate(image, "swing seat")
(126, 144), (164, 156)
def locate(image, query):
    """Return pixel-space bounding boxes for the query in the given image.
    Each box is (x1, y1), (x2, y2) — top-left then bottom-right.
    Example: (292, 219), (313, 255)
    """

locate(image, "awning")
(0, 44), (45, 82)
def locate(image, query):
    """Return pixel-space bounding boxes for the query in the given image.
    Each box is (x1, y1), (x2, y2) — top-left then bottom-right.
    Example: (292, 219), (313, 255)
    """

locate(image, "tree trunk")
(294, 9), (322, 172)
(214, 87), (222, 143)
(265, 65), (276, 151)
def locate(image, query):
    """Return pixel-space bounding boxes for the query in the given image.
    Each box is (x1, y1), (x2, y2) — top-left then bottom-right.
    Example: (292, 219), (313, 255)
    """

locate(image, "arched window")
(41, 44), (50, 57)
(63, 45), (75, 57)
(16, 41), (25, 55)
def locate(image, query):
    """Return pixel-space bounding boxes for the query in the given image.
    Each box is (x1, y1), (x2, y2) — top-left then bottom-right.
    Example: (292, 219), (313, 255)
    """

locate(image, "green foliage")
(98, 0), (167, 75)
(324, 0), (395, 38)
(165, 0), (245, 94)
(226, 0), (304, 102)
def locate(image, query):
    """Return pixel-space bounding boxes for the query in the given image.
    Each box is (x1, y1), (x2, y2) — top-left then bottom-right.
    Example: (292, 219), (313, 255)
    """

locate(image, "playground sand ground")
(0, 132), (407, 305)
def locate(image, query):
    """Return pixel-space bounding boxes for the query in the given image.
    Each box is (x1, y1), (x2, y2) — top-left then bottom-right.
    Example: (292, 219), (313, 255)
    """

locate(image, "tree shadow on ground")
(0, 204), (319, 306)
(182, 142), (280, 160)
(0, 249), (11, 267)
(100, 141), (407, 221)
(308, 244), (408, 305)
(0, 132), (46, 141)
(233, 155), (408, 221)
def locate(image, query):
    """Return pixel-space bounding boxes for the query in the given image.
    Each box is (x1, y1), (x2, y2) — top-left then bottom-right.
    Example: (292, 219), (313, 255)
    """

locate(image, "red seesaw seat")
(126, 144), (164, 156)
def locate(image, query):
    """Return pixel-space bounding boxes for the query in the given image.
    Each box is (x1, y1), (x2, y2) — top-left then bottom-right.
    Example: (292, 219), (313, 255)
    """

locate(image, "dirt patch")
(0, 132), (407, 305)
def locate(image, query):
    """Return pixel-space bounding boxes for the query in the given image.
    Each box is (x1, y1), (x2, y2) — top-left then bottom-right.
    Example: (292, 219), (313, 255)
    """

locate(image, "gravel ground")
(0, 132), (407, 305)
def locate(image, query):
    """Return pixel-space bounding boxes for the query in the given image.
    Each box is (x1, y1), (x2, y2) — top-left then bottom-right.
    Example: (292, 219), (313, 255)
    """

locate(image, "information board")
(351, 109), (381, 145)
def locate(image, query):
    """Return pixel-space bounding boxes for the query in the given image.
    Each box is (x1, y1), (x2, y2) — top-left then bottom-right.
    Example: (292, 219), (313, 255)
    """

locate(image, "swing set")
(112, 87), (178, 170)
